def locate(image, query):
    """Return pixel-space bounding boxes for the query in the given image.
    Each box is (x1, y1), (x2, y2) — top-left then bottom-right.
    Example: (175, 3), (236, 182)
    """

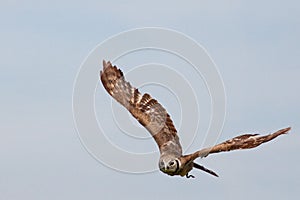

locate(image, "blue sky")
(1, 1), (300, 199)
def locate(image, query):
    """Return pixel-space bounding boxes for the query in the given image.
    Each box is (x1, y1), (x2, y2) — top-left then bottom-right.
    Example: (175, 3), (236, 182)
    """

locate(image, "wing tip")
(102, 59), (106, 70)
(279, 127), (291, 134)
(101, 59), (113, 76)
(102, 59), (112, 69)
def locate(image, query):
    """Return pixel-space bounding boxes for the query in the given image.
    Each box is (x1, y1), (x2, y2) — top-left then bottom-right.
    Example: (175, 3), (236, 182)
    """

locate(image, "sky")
(1, 1), (300, 199)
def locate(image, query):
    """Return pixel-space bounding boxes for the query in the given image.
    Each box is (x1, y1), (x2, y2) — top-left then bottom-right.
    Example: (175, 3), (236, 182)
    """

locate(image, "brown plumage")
(100, 60), (291, 178)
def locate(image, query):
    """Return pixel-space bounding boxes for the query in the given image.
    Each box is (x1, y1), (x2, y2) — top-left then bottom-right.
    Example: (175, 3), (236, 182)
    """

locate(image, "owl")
(100, 60), (290, 178)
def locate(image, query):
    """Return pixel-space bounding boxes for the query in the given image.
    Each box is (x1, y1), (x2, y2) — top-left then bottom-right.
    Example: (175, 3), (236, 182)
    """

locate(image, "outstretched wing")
(177, 127), (290, 178)
(100, 60), (182, 155)
(189, 127), (291, 159)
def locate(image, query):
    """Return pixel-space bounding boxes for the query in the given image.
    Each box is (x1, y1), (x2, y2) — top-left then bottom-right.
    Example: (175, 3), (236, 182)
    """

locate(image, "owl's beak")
(159, 162), (167, 172)
(164, 162), (169, 171)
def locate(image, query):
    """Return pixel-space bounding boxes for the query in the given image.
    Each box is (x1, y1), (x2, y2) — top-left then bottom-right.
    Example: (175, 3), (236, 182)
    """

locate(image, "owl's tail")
(193, 162), (219, 177)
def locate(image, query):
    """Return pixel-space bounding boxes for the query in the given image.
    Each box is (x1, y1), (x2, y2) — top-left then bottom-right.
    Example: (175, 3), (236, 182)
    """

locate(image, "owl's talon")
(186, 173), (195, 178)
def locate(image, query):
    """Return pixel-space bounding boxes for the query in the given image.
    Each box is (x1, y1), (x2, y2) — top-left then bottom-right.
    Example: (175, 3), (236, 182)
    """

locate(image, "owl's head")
(158, 155), (181, 176)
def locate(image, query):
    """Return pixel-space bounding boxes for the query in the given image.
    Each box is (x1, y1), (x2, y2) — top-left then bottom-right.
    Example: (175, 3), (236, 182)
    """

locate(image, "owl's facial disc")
(159, 158), (180, 175)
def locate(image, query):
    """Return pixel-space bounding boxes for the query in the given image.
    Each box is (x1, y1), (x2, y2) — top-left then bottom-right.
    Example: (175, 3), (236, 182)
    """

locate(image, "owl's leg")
(186, 173), (195, 178)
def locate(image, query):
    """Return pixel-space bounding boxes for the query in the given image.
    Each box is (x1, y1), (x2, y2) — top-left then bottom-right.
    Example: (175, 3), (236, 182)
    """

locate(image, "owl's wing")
(189, 127), (291, 159)
(100, 60), (182, 155)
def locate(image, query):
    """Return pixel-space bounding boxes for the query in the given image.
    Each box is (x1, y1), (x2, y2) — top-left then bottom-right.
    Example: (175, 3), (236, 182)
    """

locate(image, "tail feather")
(193, 162), (219, 177)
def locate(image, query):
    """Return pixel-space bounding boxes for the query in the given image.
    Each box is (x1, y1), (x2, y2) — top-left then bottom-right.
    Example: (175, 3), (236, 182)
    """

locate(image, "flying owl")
(100, 60), (290, 178)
